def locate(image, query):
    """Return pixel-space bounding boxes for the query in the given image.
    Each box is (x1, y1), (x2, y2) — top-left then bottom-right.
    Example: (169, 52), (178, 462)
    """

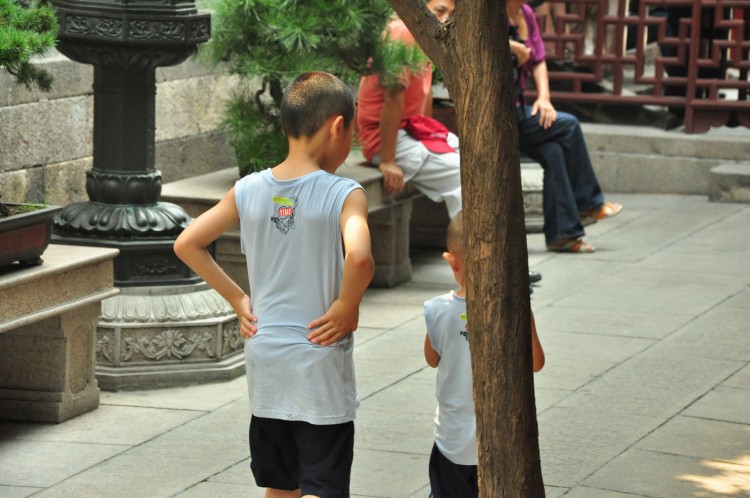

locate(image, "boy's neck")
(272, 159), (323, 180)
(454, 285), (466, 298)
(272, 135), (339, 179)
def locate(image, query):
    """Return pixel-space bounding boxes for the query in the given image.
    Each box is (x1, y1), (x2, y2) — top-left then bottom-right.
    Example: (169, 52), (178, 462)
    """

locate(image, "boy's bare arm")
(424, 334), (440, 368)
(531, 310), (545, 372)
(174, 188), (257, 338)
(308, 189), (374, 345)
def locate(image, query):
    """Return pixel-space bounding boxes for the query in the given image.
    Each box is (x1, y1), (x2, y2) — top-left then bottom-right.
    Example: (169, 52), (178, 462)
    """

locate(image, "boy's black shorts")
(249, 415), (354, 497)
(428, 443), (478, 498)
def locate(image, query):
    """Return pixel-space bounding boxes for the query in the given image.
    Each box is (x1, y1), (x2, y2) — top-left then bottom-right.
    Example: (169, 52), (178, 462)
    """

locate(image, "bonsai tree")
(209, 0), (426, 176)
(0, 0), (58, 92)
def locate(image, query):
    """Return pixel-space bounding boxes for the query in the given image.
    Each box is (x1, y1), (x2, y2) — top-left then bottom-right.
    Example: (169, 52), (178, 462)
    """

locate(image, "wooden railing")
(534, 0), (749, 132)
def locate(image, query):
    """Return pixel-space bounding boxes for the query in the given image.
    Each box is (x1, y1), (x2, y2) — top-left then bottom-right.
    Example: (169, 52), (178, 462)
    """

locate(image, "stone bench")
(0, 244), (119, 422)
(161, 150), (423, 289)
(161, 149), (543, 290)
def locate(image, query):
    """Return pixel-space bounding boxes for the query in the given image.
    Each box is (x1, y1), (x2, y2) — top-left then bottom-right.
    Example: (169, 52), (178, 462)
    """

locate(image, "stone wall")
(0, 50), (239, 206)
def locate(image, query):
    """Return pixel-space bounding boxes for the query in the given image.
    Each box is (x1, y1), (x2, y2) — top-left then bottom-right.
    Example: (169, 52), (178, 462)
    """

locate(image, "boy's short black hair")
(281, 72), (355, 138)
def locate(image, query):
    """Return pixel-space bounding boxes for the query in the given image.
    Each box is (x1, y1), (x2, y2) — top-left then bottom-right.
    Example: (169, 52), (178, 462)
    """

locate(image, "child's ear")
(330, 115), (345, 139)
(442, 251), (460, 272)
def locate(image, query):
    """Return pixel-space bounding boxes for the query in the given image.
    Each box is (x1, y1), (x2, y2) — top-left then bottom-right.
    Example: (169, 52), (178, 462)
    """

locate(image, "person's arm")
(530, 60), (557, 129)
(424, 333), (440, 367)
(509, 39), (531, 66)
(307, 189), (374, 346)
(379, 87), (407, 195)
(422, 89), (433, 117)
(531, 310), (545, 372)
(173, 188), (257, 338)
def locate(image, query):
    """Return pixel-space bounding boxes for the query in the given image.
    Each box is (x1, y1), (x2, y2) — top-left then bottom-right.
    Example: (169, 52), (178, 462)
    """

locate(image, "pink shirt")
(516, 4), (546, 95)
(356, 19), (433, 162)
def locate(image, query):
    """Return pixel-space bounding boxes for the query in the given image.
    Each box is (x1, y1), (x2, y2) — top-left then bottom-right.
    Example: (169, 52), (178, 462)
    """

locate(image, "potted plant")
(1, 0), (60, 268)
(0, 201), (62, 267)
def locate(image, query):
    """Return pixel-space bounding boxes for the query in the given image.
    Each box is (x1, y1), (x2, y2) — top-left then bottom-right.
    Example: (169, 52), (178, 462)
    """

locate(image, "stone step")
(709, 163), (750, 204)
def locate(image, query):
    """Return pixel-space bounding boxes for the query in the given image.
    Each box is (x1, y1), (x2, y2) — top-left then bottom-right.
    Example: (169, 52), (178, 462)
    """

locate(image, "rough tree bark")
(387, 1), (545, 495)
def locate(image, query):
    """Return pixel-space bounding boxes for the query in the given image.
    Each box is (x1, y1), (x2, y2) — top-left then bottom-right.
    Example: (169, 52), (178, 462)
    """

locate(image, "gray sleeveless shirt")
(235, 168), (363, 425)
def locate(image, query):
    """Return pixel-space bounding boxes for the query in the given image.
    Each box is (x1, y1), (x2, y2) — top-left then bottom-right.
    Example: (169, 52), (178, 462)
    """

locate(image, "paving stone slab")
(657, 307), (750, 362)
(363, 282), (452, 307)
(554, 267), (744, 316)
(174, 481), (264, 498)
(537, 406), (664, 488)
(722, 287), (750, 310)
(206, 459), (252, 486)
(0, 485), (42, 498)
(355, 408), (433, 455)
(516, 259), (626, 308)
(0, 440), (127, 488)
(30, 399), (251, 497)
(407, 483), (432, 497)
(637, 246), (750, 277)
(533, 331), (654, 392)
(723, 364), (750, 390)
(676, 206), (750, 253)
(574, 196), (743, 263)
(534, 388), (573, 413)
(565, 485), (650, 497)
(0, 404), (203, 446)
(358, 301), (425, 329)
(354, 326), (394, 347)
(533, 305), (694, 340)
(583, 448), (750, 497)
(683, 386), (750, 425)
(556, 346), (742, 418)
(359, 375), (436, 415)
(350, 448), (430, 498)
(100, 375), (247, 411)
(407, 261), (456, 287)
(543, 486), (569, 498)
(636, 415), (750, 463)
(124, 398), (249, 460)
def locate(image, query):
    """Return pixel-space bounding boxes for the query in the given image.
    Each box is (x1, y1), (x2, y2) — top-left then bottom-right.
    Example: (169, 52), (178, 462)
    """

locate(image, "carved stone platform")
(95, 282), (243, 391)
(0, 244), (119, 422)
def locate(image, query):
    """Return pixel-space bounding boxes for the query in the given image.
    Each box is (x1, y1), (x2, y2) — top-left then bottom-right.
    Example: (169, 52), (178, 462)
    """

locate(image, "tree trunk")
(388, 1), (545, 496)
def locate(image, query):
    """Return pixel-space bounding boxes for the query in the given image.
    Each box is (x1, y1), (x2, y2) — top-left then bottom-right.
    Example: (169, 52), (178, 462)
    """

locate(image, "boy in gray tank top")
(175, 72), (374, 498)
(423, 213), (545, 497)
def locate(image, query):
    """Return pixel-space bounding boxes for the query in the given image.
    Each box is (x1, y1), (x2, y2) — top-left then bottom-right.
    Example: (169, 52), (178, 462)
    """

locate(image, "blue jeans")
(516, 106), (604, 244)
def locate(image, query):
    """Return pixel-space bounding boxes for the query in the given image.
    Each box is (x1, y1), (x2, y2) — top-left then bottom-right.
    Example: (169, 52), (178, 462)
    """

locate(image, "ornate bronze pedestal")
(52, 0), (244, 389)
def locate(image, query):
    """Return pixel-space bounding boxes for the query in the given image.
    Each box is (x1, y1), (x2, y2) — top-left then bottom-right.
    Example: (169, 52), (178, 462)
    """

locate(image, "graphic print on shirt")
(271, 195), (298, 235)
(459, 311), (469, 342)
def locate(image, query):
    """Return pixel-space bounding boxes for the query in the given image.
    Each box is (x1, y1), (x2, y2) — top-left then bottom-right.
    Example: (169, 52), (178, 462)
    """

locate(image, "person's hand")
(509, 39), (531, 66)
(531, 98), (557, 129)
(233, 294), (258, 338)
(379, 160), (405, 195)
(307, 298), (359, 346)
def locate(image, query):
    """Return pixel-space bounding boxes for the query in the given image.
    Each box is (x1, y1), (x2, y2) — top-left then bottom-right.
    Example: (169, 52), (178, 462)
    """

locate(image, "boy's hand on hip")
(234, 294), (258, 338)
(307, 299), (359, 346)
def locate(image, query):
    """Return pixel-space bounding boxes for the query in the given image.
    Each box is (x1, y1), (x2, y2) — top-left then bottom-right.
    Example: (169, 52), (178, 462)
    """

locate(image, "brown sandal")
(581, 201), (623, 226)
(546, 238), (596, 253)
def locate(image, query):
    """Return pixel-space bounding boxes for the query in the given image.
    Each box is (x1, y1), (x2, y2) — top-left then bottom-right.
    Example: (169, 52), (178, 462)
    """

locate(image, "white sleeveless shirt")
(424, 291), (477, 465)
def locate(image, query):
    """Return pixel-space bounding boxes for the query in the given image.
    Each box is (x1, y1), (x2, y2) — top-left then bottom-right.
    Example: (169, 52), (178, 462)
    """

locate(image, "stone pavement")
(1, 193), (749, 498)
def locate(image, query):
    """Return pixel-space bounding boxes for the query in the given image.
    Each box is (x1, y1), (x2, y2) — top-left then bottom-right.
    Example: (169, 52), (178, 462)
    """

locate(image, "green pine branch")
(0, 0), (58, 92)
(208, 0), (430, 176)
